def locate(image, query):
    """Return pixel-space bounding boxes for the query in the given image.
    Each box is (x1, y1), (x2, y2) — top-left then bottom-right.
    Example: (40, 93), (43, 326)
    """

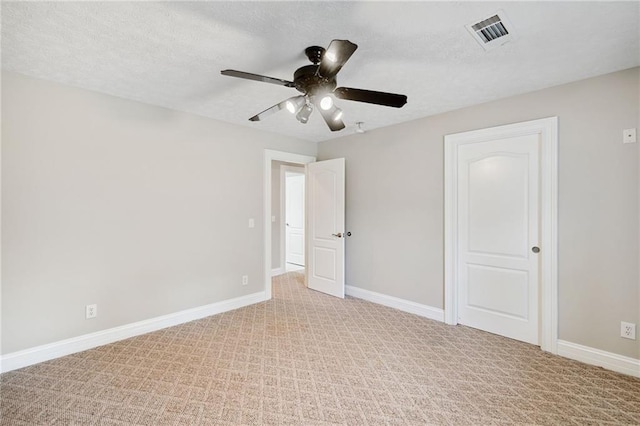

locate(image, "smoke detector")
(466, 10), (516, 51)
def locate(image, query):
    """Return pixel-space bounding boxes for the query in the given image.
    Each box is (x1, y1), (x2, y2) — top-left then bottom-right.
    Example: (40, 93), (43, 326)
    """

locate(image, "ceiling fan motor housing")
(293, 65), (337, 97)
(293, 45), (337, 97)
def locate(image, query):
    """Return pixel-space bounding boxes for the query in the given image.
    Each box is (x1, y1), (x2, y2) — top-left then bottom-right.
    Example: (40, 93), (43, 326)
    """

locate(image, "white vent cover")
(466, 10), (516, 51)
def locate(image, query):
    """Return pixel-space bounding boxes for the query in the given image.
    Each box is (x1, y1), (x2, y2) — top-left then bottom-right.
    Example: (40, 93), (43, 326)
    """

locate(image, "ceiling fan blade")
(318, 107), (346, 132)
(248, 99), (288, 122)
(334, 87), (407, 108)
(221, 69), (294, 87)
(317, 40), (358, 79)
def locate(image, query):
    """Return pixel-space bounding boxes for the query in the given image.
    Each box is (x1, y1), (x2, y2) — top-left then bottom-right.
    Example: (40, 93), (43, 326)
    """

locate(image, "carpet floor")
(1, 271), (639, 425)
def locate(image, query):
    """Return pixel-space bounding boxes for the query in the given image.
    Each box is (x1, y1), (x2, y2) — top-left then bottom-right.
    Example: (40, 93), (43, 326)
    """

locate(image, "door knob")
(332, 233), (343, 238)
(532, 246), (540, 253)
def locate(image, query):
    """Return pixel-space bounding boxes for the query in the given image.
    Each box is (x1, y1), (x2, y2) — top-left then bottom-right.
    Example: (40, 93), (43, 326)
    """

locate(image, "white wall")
(318, 67), (640, 360)
(1, 71), (316, 354)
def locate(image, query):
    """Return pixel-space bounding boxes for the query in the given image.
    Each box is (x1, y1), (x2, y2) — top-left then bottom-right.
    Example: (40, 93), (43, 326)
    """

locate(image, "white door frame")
(280, 165), (305, 269)
(264, 149), (315, 300)
(444, 117), (558, 354)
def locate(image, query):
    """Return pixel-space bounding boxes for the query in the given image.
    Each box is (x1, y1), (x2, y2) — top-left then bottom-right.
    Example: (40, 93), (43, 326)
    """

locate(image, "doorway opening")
(263, 150), (315, 300)
(281, 165), (306, 274)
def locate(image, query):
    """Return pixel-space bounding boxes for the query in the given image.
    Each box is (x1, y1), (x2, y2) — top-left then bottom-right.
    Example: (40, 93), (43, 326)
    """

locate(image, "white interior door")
(307, 158), (345, 298)
(285, 172), (305, 266)
(457, 134), (540, 344)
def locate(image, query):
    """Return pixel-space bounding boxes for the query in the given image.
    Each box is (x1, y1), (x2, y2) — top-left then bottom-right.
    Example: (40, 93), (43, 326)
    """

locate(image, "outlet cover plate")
(86, 304), (97, 319)
(621, 321), (636, 340)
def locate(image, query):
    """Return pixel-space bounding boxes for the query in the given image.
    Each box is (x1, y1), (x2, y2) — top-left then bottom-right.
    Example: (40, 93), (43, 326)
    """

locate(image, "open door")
(307, 158), (345, 298)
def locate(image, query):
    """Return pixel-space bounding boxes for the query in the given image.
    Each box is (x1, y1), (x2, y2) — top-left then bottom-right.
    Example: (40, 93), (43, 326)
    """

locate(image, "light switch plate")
(248, 218), (255, 228)
(623, 128), (636, 144)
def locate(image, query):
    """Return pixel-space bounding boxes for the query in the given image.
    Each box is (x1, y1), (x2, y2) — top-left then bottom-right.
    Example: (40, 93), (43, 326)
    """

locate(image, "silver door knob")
(332, 233), (343, 238)
(532, 246), (540, 253)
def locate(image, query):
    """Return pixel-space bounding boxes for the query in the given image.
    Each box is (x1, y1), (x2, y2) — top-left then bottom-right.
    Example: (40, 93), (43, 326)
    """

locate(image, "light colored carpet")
(1, 271), (639, 425)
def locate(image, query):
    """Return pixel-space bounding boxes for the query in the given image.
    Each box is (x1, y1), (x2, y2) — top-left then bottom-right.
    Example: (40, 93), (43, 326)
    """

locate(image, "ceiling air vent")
(466, 10), (516, 51)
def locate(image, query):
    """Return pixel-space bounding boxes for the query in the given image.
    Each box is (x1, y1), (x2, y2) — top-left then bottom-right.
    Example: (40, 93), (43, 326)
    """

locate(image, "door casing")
(444, 117), (558, 354)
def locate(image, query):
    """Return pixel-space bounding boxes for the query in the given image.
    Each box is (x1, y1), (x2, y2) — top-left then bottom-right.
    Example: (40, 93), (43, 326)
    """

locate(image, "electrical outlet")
(620, 322), (636, 340)
(242, 275), (248, 286)
(86, 304), (97, 319)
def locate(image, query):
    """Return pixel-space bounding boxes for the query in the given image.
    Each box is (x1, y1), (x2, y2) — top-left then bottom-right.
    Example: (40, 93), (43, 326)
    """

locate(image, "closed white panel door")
(285, 173), (305, 266)
(457, 135), (540, 344)
(307, 158), (345, 298)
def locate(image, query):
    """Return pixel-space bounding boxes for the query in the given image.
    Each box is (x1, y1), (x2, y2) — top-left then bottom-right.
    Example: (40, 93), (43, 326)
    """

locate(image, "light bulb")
(285, 100), (296, 114)
(319, 96), (333, 111)
(285, 96), (305, 114)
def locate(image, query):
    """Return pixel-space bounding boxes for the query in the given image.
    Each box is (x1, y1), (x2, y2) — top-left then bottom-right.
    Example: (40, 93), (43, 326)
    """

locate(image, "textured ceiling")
(2, 1), (639, 142)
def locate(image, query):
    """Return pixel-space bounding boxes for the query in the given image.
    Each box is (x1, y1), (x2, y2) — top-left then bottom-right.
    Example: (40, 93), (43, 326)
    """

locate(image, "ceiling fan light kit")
(221, 39), (407, 132)
(296, 103), (313, 124)
(331, 107), (343, 122)
(285, 95), (306, 114)
(319, 95), (334, 111)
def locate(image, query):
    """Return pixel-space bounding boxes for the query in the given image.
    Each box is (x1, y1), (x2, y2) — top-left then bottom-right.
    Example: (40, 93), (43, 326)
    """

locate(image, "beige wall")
(3, 67), (639, 362)
(1, 71), (316, 354)
(318, 67), (640, 359)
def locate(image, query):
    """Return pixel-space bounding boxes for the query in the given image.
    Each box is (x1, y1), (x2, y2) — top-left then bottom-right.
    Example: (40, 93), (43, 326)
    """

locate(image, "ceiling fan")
(221, 40), (408, 132)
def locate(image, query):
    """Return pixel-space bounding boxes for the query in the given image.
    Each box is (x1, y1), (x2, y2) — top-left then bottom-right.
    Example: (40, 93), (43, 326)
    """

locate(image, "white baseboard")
(0, 291), (267, 374)
(557, 340), (640, 378)
(346, 285), (444, 322)
(271, 267), (284, 277)
(5, 289), (637, 380)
